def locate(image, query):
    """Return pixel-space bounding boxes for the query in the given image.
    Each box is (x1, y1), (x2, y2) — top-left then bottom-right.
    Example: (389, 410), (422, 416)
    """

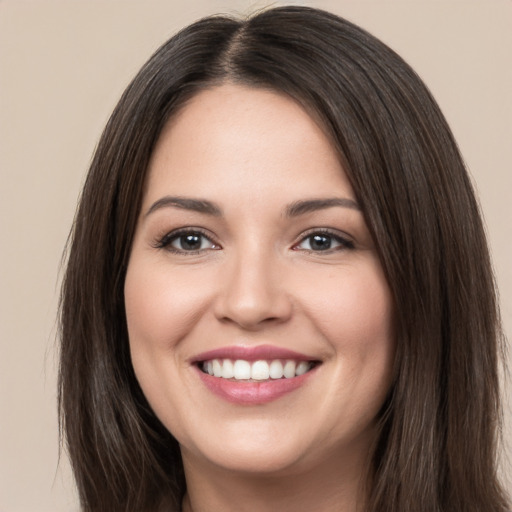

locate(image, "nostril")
(214, 294), (293, 330)
(211, 261), (293, 328)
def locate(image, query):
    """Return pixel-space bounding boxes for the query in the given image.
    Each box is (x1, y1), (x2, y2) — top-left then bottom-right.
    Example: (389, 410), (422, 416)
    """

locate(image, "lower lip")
(195, 366), (317, 405)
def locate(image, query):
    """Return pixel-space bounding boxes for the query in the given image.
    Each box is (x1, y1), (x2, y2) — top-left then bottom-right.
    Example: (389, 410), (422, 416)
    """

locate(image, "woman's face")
(125, 84), (395, 476)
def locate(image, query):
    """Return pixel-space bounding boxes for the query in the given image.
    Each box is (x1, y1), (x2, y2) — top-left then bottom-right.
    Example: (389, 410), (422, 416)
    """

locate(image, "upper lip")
(190, 344), (318, 363)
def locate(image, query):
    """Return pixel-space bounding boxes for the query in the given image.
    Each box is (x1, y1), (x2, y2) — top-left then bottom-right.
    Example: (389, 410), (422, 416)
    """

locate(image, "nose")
(213, 249), (293, 330)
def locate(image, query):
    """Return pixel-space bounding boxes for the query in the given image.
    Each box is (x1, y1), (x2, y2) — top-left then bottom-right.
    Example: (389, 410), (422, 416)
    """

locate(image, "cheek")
(123, 257), (212, 435)
(124, 258), (210, 361)
(310, 257), (395, 406)
(308, 257), (394, 345)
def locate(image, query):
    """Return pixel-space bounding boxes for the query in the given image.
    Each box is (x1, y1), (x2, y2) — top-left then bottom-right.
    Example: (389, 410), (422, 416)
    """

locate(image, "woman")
(59, 6), (509, 512)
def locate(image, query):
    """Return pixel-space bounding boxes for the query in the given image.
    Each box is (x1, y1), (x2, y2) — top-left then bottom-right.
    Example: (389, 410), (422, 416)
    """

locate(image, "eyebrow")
(145, 196), (222, 217)
(145, 195), (360, 218)
(285, 197), (360, 217)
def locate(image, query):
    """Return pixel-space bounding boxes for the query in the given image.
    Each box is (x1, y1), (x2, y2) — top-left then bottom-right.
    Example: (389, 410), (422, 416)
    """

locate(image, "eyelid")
(153, 227), (221, 253)
(292, 228), (355, 252)
(152, 226), (354, 254)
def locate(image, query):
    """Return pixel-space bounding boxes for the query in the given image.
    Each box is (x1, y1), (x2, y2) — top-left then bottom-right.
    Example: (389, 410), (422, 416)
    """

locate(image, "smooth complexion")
(124, 84), (395, 512)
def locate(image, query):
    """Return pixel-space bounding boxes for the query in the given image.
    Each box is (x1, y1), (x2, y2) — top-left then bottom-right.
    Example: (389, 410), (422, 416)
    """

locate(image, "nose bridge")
(214, 240), (292, 328)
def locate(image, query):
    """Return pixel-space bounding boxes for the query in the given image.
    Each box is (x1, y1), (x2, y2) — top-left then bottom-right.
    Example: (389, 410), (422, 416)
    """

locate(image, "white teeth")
(221, 359), (234, 379)
(295, 361), (310, 376)
(269, 360), (284, 379)
(251, 360), (270, 380)
(202, 358), (314, 380)
(283, 360), (296, 379)
(233, 360), (251, 380)
(212, 359), (222, 377)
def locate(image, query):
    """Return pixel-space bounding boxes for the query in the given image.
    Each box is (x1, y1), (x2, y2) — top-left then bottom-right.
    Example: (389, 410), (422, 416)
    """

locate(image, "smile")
(200, 359), (315, 381)
(191, 345), (321, 404)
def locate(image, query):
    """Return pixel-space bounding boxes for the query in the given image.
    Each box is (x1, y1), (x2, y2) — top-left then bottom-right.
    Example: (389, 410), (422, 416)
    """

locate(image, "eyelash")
(153, 228), (219, 255)
(153, 228), (354, 255)
(292, 229), (355, 253)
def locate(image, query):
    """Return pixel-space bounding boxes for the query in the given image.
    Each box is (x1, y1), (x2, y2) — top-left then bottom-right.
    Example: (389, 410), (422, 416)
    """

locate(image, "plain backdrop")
(1, 1), (511, 511)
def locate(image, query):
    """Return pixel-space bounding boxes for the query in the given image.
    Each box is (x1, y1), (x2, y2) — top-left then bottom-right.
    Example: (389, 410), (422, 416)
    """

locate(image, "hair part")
(59, 6), (509, 511)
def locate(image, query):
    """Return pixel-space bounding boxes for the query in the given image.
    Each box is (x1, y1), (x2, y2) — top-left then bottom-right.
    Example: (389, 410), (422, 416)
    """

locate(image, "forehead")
(144, 83), (354, 205)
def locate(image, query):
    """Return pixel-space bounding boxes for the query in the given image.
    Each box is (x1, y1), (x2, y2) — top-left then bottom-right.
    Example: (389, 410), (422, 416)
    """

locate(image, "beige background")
(1, 1), (510, 510)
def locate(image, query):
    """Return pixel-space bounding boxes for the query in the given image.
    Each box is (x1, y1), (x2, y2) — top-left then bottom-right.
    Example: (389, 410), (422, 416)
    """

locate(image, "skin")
(124, 84), (395, 512)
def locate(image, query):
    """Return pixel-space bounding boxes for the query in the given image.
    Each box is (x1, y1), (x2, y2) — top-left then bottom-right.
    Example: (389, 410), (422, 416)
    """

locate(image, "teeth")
(221, 359), (234, 379)
(251, 360), (270, 380)
(269, 360), (284, 379)
(295, 361), (310, 376)
(233, 360), (251, 380)
(212, 359), (222, 377)
(283, 360), (296, 378)
(201, 359), (313, 380)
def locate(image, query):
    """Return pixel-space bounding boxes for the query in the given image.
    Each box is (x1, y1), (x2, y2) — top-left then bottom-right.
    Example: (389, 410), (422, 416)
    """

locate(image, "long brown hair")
(59, 6), (509, 511)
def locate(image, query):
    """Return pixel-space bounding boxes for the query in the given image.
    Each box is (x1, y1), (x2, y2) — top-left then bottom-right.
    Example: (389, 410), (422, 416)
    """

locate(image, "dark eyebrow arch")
(285, 198), (360, 217)
(145, 196), (223, 217)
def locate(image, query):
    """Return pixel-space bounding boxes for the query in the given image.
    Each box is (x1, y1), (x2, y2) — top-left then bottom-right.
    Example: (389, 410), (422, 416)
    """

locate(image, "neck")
(180, 445), (371, 512)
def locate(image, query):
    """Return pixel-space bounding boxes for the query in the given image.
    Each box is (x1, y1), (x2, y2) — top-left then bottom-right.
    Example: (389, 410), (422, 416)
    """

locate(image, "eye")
(156, 229), (219, 254)
(294, 231), (354, 252)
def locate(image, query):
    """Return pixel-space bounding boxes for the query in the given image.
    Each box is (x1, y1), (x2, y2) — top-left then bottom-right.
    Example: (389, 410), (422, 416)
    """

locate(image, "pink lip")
(190, 344), (315, 363)
(190, 344), (320, 405)
(195, 365), (318, 405)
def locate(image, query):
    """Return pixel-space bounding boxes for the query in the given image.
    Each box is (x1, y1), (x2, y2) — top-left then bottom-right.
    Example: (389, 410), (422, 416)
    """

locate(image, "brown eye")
(307, 234), (334, 251)
(172, 233), (207, 251)
(158, 229), (219, 253)
(294, 231), (354, 252)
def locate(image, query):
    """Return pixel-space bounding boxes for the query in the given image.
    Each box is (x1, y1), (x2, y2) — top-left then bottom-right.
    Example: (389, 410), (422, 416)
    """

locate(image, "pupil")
(181, 234), (201, 250)
(311, 234), (331, 250)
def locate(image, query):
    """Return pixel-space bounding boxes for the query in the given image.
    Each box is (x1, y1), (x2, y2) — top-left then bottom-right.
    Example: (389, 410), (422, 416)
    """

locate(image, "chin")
(177, 412), (373, 479)
(173, 414), (315, 475)
(188, 439), (309, 476)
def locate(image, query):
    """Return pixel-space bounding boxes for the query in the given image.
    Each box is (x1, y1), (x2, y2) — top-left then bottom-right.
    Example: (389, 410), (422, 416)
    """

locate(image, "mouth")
(198, 358), (319, 381)
(191, 345), (321, 404)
